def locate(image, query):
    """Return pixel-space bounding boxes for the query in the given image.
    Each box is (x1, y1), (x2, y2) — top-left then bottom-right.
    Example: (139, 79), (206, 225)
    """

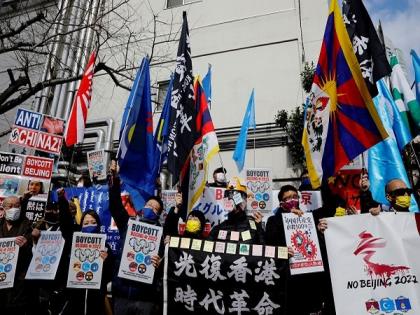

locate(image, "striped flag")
(302, 0), (387, 188)
(64, 52), (96, 146)
(188, 78), (219, 211)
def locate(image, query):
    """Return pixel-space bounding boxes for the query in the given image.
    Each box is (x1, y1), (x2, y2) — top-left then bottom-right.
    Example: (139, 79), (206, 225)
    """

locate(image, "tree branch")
(0, 75), (29, 105)
(0, 12), (45, 40)
(95, 62), (131, 91)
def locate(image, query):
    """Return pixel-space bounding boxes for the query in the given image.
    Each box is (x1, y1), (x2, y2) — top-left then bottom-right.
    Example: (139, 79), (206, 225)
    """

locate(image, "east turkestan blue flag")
(118, 57), (157, 197)
(202, 64), (212, 108)
(233, 89), (256, 173)
(411, 49), (420, 104)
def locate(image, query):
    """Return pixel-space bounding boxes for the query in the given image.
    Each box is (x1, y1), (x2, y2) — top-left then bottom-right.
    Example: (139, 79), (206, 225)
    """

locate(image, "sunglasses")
(389, 188), (412, 197)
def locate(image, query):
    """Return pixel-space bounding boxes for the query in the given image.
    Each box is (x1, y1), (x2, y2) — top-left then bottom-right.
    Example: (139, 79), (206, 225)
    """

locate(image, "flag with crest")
(302, 0), (387, 188)
(187, 78), (219, 211)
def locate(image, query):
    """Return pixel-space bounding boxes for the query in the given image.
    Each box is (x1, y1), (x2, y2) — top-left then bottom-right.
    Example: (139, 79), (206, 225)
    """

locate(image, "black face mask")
(44, 212), (59, 224)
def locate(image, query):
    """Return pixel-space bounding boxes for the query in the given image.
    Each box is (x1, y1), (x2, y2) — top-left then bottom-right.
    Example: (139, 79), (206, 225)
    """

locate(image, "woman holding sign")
(67, 210), (114, 315)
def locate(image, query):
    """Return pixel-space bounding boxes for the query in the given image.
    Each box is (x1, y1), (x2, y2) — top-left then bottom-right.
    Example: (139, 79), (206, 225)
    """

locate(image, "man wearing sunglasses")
(384, 179), (416, 212)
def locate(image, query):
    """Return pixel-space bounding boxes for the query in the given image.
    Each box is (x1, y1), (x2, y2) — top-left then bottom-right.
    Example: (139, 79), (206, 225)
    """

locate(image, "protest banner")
(325, 213), (420, 315)
(161, 190), (178, 225)
(299, 191), (323, 212)
(8, 108), (64, 155)
(282, 212), (324, 275)
(0, 237), (20, 289)
(246, 168), (273, 215)
(164, 238), (288, 315)
(87, 149), (107, 181)
(329, 169), (362, 212)
(26, 231), (65, 280)
(192, 187), (227, 227)
(67, 232), (106, 289)
(118, 220), (163, 284)
(0, 151), (53, 223)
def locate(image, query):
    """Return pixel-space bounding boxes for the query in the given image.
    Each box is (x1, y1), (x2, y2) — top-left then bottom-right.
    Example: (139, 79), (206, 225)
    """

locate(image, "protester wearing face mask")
(29, 188), (76, 315)
(208, 177), (264, 244)
(208, 167), (228, 188)
(66, 210), (114, 315)
(0, 195), (36, 314)
(108, 160), (165, 315)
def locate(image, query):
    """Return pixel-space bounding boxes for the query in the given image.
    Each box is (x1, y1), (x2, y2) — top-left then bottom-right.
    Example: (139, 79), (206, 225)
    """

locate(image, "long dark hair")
(80, 210), (101, 227)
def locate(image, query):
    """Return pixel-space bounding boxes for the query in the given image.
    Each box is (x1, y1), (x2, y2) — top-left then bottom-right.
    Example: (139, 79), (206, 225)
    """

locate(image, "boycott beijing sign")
(118, 220), (163, 284)
(0, 151), (53, 223)
(165, 238), (288, 314)
(0, 237), (19, 289)
(246, 168), (272, 215)
(9, 108), (64, 155)
(67, 232), (106, 289)
(325, 213), (420, 315)
(87, 149), (106, 181)
(26, 231), (65, 280)
(282, 212), (324, 275)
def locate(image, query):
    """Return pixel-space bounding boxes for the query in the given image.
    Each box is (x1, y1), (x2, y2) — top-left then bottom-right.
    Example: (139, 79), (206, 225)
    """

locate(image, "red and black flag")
(167, 11), (197, 185)
(342, 0), (391, 97)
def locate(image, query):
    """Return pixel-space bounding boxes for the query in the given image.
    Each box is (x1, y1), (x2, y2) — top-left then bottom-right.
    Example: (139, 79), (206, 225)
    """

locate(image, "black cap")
(213, 167), (227, 175)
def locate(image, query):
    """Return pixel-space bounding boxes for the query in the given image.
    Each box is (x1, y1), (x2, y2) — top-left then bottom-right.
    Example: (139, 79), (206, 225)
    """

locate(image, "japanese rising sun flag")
(64, 52), (96, 146)
(302, 0), (387, 188)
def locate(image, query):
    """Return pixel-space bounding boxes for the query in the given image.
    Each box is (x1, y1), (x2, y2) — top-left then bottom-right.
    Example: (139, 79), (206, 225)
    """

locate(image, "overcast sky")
(364, 0), (420, 80)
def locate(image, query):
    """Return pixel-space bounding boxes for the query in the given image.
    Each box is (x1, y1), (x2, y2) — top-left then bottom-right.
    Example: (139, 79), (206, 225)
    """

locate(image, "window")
(166, 0), (196, 9)
(156, 80), (170, 112)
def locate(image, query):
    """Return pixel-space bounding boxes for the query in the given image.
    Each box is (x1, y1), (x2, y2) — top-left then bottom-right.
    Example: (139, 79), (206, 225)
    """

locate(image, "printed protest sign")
(299, 191), (323, 212)
(67, 232), (106, 289)
(329, 169), (362, 212)
(118, 220), (163, 284)
(325, 213), (420, 315)
(0, 237), (20, 289)
(282, 212), (324, 275)
(8, 108), (64, 155)
(165, 238), (288, 314)
(192, 187), (227, 227)
(246, 168), (273, 215)
(87, 149), (107, 181)
(26, 231), (65, 280)
(161, 190), (178, 225)
(0, 151), (53, 223)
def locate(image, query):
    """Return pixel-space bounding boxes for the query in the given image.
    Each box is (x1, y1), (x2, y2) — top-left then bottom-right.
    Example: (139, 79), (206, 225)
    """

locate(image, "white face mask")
(5, 207), (21, 221)
(77, 182), (84, 188)
(215, 173), (226, 183)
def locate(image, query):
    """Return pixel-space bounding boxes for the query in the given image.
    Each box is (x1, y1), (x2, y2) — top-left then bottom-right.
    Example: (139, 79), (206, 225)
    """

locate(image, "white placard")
(67, 232), (106, 289)
(0, 237), (19, 289)
(282, 212), (324, 275)
(325, 213), (420, 315)
(118, 220), (163, 284)
(26, 231), (65, 280)
(87, 149), (107, 181)
(299, 190), (323, 212)
(246, 168), (273, 215)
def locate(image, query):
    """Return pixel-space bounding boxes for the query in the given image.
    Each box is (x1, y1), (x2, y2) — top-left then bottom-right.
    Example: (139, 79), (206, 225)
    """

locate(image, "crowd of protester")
(0, 159), (418, 315)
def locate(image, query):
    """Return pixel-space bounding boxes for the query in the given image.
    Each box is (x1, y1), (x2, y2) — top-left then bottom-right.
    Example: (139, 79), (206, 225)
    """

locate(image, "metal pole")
(38, 0), (72, 115)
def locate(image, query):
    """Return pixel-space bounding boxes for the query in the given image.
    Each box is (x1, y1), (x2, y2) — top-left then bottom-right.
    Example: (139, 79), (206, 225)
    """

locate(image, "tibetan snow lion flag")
(64, 51), (96, 146)
(302, 0), (387, 188)
(325, 213), (420, 315)
(188, 78), (219, 211)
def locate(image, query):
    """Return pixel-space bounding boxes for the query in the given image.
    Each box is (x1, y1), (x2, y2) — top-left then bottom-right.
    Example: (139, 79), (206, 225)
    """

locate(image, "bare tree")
(0, 0), (180, 118)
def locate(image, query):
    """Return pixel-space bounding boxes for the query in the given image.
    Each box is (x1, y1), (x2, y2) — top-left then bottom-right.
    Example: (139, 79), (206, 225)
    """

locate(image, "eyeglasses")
(389, 188), (412, 197)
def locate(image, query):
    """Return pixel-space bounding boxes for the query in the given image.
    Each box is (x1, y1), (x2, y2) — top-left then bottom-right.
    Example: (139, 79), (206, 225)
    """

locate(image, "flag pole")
(253, 126), (256, 168)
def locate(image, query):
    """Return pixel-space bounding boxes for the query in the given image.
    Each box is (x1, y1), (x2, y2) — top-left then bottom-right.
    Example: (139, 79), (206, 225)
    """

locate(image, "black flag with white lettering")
(167, 11), (197, 185)
(342, 0), (391, 97)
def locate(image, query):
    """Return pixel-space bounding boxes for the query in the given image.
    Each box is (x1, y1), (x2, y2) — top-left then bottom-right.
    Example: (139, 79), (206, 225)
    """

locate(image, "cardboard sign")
(0, 237), (20, 289)
(67, 232), (106, 289)
(325, 213), (420, 315)
(246, 168), (273, 215)
(87, 150), (107, 181)
(26, 231), (65, 280)
(118, 220), (163, 284)
(282, 212), (324, 275)
(9, 108), (64, 155)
